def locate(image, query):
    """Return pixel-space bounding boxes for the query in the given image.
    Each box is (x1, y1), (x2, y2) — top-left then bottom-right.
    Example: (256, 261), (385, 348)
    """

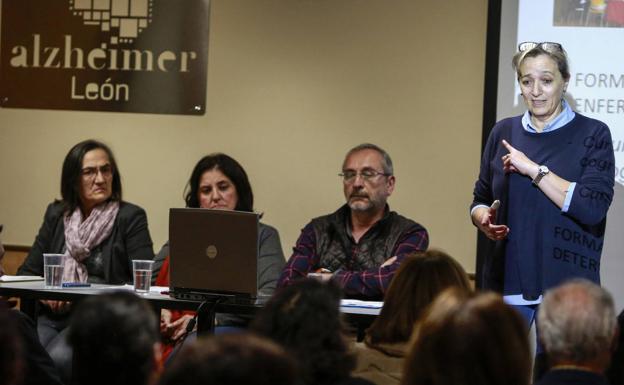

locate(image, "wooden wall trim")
(1, 244), (475, 281)
(4, 245), (31, 252)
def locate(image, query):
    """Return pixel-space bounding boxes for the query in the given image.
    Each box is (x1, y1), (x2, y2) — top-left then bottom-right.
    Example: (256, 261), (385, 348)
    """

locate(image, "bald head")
(538, 280), (616, 367)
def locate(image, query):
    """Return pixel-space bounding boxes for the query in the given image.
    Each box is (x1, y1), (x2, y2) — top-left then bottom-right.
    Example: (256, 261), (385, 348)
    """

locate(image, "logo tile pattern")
(69, 0), (153, 44)
(0, 0), (210, 115)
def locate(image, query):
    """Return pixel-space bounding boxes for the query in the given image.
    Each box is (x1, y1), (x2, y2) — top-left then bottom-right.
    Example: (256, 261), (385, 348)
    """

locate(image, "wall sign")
(1, 0), (210, 115)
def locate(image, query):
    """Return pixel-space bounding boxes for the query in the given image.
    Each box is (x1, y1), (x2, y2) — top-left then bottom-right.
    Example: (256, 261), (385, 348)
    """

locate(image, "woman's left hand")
(501, 140), (538, 178)
(168, 314), (195, 341)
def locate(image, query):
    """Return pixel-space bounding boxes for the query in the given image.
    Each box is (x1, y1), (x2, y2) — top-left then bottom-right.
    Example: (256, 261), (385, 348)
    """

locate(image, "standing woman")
(18, 140), (154, 372)
(471, 42), (615, 314)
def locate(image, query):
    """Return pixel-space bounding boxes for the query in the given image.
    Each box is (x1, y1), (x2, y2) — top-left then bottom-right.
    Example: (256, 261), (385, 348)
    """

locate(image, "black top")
(18, 201), (154, 284)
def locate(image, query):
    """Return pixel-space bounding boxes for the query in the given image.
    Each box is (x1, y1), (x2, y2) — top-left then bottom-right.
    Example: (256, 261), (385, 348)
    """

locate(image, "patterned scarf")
(62, 201), (120, 283)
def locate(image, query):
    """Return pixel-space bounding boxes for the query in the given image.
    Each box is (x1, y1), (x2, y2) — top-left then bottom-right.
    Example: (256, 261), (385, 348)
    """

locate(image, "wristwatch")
(532, 165), (549, 186)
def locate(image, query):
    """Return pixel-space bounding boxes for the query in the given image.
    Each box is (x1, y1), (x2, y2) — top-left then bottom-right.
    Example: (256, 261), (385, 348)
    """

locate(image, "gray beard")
(348, 199), (375, 212)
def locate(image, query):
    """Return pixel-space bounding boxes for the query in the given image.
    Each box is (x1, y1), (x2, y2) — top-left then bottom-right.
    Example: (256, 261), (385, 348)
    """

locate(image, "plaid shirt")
(279, 208), (428, 299)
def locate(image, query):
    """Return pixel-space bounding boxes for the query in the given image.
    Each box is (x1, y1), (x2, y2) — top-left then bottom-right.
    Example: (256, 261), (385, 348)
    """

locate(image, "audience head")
(367, 249), (471, 345)
(538, 279), (617, 371)
(68, 291), (160, 385)
(184, 153), (253, 212)
(607, 310), (624, 385)
(61, 139), (122, 213)
(251, 279), (355, 385)
(158, 333), (297, 385)
(0, 301), (22, 385)
(402, 289), (530, 385)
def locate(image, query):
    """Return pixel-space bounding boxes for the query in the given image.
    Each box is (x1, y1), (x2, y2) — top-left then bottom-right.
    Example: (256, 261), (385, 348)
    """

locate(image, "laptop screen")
(169, 208), (259, 299)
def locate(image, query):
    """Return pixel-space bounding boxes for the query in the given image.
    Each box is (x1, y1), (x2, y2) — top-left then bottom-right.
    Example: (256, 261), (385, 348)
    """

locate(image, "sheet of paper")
(340, 299), (383, 308)
(102, 284), (169, 294)
(0, 275), (44, 282)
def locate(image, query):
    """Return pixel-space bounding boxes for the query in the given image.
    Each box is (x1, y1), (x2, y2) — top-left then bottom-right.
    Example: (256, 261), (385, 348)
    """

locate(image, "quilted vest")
(311, 205), (417, 272)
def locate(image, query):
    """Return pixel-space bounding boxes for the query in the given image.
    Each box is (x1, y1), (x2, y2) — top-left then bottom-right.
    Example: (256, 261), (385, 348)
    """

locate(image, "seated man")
(536, 279), (617, 385)
(279, 143), (428, 299)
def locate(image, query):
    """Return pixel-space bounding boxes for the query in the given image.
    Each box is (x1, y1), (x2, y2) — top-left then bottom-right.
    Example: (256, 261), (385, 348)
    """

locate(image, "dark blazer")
(18, 201), (153, 284)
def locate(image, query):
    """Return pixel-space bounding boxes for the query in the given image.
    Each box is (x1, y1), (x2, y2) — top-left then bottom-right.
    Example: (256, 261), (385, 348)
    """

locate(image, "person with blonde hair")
(401, 289), (531, 385)
(353, 249), (471, 385)
(471, 42), (614, 327)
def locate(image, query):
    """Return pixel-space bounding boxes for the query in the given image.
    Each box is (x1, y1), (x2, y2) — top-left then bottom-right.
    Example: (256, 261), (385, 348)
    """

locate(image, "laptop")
(168, 208), (259, 301)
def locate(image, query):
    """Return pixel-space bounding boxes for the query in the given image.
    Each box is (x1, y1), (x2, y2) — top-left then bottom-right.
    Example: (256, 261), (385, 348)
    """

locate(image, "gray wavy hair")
(538, 279), (616, 363)
(342, 143), (394, 175)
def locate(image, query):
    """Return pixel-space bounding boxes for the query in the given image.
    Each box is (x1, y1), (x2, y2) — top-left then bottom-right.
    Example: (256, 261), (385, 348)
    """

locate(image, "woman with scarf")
(18, 139), (154, 381)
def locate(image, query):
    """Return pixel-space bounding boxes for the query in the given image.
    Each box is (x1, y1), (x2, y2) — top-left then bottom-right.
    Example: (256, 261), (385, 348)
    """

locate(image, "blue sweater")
(472, 113), (615, 299)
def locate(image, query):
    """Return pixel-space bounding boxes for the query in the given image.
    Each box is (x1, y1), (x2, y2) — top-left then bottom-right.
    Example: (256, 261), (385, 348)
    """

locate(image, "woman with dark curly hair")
(153, 153), (284, 361)
(251, 279), (373, 385)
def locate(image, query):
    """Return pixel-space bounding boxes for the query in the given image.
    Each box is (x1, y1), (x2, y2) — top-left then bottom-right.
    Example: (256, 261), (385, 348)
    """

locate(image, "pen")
(62, 282), (91, 288)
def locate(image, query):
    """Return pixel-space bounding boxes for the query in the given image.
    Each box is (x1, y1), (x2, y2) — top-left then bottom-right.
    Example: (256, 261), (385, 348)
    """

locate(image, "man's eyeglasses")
(339, 169), (391, 183)
(518, 41), (562, 53)
(81, 165), (113, 180)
